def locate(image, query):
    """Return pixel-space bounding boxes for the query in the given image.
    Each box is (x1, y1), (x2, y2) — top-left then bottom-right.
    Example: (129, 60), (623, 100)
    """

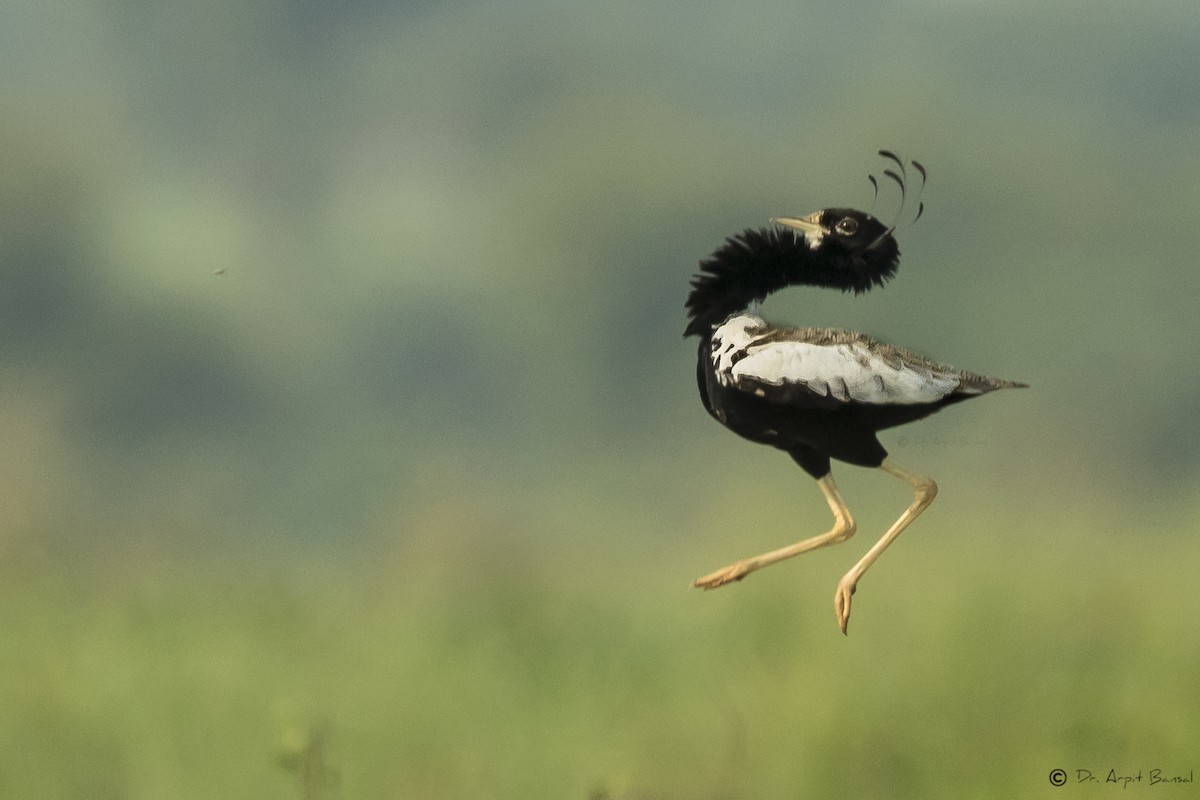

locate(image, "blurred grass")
(3, 493), (1197, 799)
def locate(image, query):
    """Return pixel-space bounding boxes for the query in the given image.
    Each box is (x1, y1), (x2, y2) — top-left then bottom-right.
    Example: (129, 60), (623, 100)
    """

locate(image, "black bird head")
(684, 207), (900, 338)
(769, 207), (900, 287)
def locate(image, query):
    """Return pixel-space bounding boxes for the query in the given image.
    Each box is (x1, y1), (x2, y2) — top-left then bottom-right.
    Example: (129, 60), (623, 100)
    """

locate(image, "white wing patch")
(711, 314), (767, 376)
(711, 315), (963, 405)
(733, 341), (960, 404)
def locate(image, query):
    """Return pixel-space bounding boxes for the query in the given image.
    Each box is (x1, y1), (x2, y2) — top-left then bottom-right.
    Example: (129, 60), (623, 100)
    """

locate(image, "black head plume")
(868, 149), (927, 234)
(909, 159), (927, 224)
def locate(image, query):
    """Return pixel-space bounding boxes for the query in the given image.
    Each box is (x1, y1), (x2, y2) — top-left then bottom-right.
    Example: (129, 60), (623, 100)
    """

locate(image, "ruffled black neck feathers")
(684, 223), (899, 338)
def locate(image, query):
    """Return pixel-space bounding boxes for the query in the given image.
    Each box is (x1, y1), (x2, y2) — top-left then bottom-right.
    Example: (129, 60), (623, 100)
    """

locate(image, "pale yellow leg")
(834, 458), (938, 635)
(692, 474), (856, 590)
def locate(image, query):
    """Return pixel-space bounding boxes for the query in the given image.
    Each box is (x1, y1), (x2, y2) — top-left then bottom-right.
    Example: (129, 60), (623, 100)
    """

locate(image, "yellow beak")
(768, 212), (824, 236)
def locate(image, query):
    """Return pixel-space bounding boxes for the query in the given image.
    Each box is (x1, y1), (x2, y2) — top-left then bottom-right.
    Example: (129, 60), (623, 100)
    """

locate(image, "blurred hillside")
(4, 0), (1199, 555)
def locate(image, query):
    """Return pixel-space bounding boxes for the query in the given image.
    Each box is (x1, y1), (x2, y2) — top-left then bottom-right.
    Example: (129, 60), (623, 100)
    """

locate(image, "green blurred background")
(4, 1), (1199, 797)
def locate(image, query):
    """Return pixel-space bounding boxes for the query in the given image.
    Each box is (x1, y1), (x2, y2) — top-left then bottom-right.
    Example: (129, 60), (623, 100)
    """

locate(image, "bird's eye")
(834, 217), (858, 236)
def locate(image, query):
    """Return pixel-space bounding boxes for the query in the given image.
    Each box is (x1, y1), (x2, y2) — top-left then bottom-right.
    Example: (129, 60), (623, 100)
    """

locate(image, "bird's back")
(697, 314), (1025, 466)
(748, 324), (1026, 397)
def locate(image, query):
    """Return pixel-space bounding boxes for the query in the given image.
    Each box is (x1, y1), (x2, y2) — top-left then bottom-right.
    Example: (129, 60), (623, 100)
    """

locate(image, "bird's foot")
(834, 577), (858, 635)
(692, 560), (755, 590)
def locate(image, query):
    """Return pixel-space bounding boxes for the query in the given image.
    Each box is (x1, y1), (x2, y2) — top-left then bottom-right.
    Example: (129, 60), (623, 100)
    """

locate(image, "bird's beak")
(769, 212), (825, 237)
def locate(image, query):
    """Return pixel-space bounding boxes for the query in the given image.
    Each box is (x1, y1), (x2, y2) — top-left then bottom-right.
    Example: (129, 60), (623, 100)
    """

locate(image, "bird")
(684, 153), (1026, 634)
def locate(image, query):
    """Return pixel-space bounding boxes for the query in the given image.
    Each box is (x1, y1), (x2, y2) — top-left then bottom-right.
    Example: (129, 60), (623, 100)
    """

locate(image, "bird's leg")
(692, 474), (855, 590)
(834, 458), (937, 635)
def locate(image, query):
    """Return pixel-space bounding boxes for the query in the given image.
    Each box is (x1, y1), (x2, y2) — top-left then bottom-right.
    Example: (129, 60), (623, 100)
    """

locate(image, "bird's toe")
(692, 562), (750, 590)
(834, 579), (857, 635)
